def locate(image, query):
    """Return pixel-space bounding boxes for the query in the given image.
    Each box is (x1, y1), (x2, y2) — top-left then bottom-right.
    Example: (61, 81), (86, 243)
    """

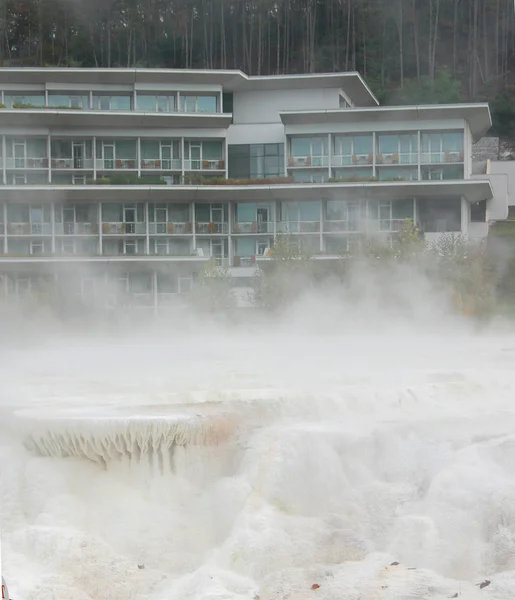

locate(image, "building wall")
(232, 87), (341, 124)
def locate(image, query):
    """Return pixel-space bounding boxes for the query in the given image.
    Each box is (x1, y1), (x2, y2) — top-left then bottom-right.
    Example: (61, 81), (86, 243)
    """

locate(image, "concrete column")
(413, 197), (417, 227)
(2, 135), (6, 185)
(461, 196), (469, 236)
(137, 137), (141, 177)
(89, 91), (93, 110)
(273, 201), (277, 239)
(417, 131), (422, 181)
(228, 201), (233, 266)
(3, 202), (7, 254)
(319, 200), (324, 252)
(191, 202), (196, 251)
(47, 133), (51, 183)
(93, 135), (97, 180)
(50, 202), (56, 253)
(153, 269), (158, 317)
(372, 132), (376, 178)
(224, 136), (228, 179)
(181, 137), (185, 183)
(327, 133), (331, 180)
(98, 203), (103, 254)
(145, 201), (150, 255)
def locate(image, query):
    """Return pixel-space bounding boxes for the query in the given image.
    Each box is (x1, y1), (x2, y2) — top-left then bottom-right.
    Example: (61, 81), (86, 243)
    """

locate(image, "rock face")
(473, 136), (500, 162)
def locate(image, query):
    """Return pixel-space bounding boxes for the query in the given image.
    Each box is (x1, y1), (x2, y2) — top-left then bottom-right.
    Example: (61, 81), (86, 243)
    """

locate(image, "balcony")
(196, 222), (228, 234)
(96, 159), (137, 170)
(184, 159), (225, 171)
(277, 221), (320, 233)
(331, 154), (373, 167)
(51, 158), (94, 170)
(420, 151), (464, 164)
(376, 153), (419, 165)
(7, 222), (52, 235)
(5, 157), (49, 169)
(55, 222), (98, 235)
(233, 256), (256, 267)
(324, 220), (359, 233)
(102, 222), (146, 234)
(141, 159), (181, 170)
(288, 155), (328, 168)
(232, 221), (272, 234)
(379, 219), (410, 232)
(148, 222), (192, 235)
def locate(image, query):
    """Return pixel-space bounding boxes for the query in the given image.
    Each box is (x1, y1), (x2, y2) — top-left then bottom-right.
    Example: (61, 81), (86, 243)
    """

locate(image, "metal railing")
(288, 155), (328, 167)
(196, 222), (228, 234)
(5, 157), (49, 169)
(331, 154), (372, 167)
(323, 220), (359, 232)
(96, 158), (137, 170)
(420, 151), (463, 164)
(277, 221), (320, 233)
(183, 159), (225, 170)
(51, 158), (94, 169)
(55, 222), (98, 235)
(7, 222), (52, 235)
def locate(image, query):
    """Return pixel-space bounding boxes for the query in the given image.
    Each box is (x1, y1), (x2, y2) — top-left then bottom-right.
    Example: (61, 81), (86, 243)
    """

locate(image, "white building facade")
(0, 68), (505, 313)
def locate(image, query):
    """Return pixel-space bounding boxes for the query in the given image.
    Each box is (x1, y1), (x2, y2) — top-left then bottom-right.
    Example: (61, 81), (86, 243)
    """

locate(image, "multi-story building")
(0, 68), (507, 313)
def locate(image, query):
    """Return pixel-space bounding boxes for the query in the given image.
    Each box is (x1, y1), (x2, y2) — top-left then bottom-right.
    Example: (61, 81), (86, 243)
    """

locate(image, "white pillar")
(2, 135), (6, 185)
(2, 202), (7, 254)
(153, 269), (158, 317)
(50, 201), (55, 253)
(145, 201), (150, 255)
(47, 133), (51, 183)
(461, 196), (469, 236)
(417, 131), (422, 181)
(228, 201), (233, 266)
(98, 203), (103, 254)
(93, 136), (97, 180)
(181, 137), (185, 183)
(273, 201), (277, 239)
(191, 202), (196, 250)
(327, 133), (331, 181)
(319, 200), (324, 252)
(137, 136), (141, 177)
(372, 131), (377, 178)
(413, 197), (417, 226)
(224, 136), (228, 179)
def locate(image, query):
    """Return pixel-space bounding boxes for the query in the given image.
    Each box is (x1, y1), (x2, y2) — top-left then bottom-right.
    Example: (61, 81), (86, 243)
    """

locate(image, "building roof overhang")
(280, 104), (492, 140)
(0, 180), (492, 204)
(0, 68), (379, 107)
(0, 109), (232, 129)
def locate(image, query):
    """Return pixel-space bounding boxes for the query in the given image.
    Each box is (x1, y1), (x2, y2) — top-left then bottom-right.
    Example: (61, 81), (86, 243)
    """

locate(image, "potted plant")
(376, 154), (383, 164)
(168, 222), (174, 233)
(392, 153), (399, 164)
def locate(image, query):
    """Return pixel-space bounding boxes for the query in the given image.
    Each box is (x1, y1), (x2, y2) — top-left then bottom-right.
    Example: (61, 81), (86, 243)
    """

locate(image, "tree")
(189, 258), (236, 315)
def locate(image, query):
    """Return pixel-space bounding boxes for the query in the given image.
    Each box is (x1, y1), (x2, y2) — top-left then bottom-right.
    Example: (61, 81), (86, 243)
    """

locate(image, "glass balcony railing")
(5, 157), (49, 169)
(7, 222), (52, 235)
(331, 154), (373, 167)
(232, 221), (272, 234)
(148, 222), (192, 234)
(277, 221), (320, 233)
(233, 256), (256, 267)
(184, 159), (225, 171)
(420, 151), (463, 164)
(51, 158), (94, 169)
(54, 222), (98, 235)
(196, 222), (228, 234)
(288, 155), (328, 168)
(323, 220), (359, 233)
(140, 158), (181, 170)
(102, 222), (146, 234)
(96, 159), (137, 170)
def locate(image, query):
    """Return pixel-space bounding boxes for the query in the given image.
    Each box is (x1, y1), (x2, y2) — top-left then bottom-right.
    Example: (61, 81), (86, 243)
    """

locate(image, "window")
(471, 200), (486, 223)
(180, 95), (218, 113)
(290, 137), (327, 158)
(48, 94), (89, 109)
(5, 94), (45, 108)
(333, 135), (373, 160)
(92, 95), (131, 111)
(30, 240), (44, 255)
(421, 132), (464, 163)
(228, 144), (284, 179)
(136, 94), (175, 113)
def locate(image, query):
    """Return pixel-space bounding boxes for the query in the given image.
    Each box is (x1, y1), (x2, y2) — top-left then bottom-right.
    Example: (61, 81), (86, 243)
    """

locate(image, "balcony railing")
(233, 256), (256, 267)
(96, 159), (137, 170)
(5, 157), (49, 169)
(277, 221), (320, 233)
(331, 154), (373, 167)
(288, 155), (328, 168)
(324, 220), (359, 233)
(51, 158), (94, 170)
(148, 222), (192, 234)
(196, 222), (228, 234)
(55, 222), (98, 235)
(232, 221), (272, 234)
(420, 151), (463, 164)
(376, 153), (418, 165)
(184, 159), (225, 171)
(141, 158), (182, 170)
(7, 222), (52, 235)
(102, 222), (146, 234)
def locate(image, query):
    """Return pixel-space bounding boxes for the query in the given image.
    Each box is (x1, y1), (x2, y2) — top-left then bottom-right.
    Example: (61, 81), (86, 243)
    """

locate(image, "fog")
(1, 259), (515, 600)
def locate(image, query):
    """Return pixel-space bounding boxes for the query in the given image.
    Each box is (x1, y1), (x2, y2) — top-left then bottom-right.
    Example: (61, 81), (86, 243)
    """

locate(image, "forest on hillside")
(2, 0), (515, 134)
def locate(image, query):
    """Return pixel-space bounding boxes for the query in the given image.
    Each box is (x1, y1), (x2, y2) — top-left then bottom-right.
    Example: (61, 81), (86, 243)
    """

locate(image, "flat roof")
(0, 180), (492, 204)
(0, 68), (379, 107)
(280, 104), (492, 140)
(0, 108), (232, 129)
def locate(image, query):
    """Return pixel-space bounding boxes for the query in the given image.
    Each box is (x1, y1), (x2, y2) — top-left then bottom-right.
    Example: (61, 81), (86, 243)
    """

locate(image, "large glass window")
(333, 135), (373, 157)
(290, 137), (327, 157)
(92, 95), (131, 111)
(180, 95), (218, 113)
(421, 132), (464, 163)
(136, 94), (175, 113)
(228, 144), (284, 179)
(48, 94), (89, 109)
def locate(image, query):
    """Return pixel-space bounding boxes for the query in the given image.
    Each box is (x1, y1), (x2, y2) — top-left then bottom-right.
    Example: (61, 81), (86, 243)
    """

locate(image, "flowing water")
(1, 330), (515, 599)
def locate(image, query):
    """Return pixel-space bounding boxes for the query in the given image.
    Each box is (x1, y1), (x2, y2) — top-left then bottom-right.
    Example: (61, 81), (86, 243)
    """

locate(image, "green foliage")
(391, 69), (463, 105)
(190, 259), (236, 314)
(182, 175), (293, 186)
(484, 85), (515, 138)
(88, 175), (166, 185)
